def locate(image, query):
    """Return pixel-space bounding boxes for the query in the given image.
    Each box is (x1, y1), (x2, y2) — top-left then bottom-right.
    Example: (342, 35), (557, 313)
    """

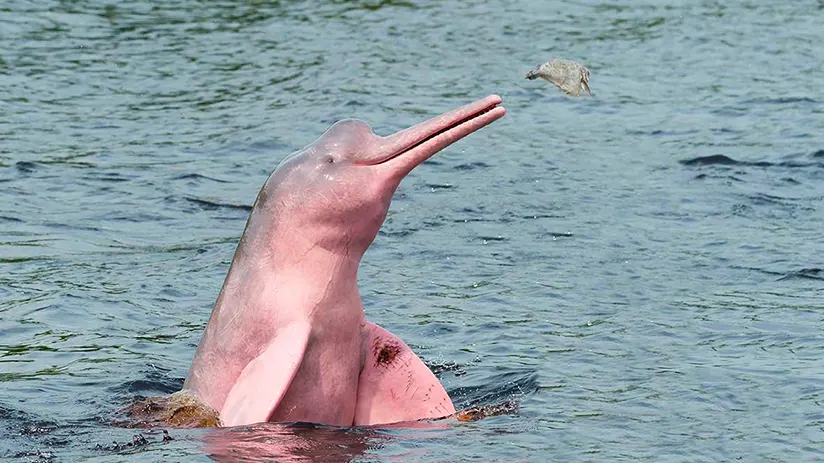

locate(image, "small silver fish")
(526, 58), (592, 97)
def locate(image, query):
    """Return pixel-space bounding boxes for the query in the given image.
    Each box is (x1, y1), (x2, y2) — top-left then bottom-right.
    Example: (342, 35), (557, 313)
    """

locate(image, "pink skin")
(183, 95), (506, 428)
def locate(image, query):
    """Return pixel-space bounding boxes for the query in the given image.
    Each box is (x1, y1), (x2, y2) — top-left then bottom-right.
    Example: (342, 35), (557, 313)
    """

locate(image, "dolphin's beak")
(376, 95), (505, 178)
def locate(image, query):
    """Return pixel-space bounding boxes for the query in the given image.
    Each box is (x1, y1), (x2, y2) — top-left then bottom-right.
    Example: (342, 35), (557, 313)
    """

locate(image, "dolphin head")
(252, 95), (506, 258)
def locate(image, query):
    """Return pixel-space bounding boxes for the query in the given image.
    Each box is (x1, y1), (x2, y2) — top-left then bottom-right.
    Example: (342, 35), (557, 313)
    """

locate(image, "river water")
(2, 0), (823, 461)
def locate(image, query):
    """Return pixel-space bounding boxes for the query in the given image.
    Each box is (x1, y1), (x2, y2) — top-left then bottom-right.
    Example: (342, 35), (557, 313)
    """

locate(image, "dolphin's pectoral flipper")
(354, 322), (456, 426)
(219, 322), (311, 427)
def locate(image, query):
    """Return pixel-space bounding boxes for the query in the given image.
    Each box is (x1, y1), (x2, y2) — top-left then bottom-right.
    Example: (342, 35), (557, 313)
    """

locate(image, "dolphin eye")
(325, 155), (335, 164)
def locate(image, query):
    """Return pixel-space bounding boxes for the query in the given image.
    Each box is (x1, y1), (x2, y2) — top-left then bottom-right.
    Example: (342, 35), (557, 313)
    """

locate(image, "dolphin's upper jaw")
(359, 95), (505, 174)
(380, 100), (504, 165)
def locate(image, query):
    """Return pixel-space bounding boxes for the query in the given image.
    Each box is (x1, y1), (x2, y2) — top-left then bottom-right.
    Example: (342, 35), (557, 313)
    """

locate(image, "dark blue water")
(2, 0), (823, 461)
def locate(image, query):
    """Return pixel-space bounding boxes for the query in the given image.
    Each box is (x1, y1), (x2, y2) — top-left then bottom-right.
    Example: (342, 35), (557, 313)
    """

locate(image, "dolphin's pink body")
(183, 95), (506, 427)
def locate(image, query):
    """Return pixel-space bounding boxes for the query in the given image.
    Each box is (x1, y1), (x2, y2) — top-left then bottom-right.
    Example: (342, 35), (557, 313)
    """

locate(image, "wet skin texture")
(182, 95), (506, 427)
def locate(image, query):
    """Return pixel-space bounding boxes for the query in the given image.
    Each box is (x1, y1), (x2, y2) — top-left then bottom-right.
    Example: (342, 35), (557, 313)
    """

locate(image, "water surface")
(2, 0), (823, 461)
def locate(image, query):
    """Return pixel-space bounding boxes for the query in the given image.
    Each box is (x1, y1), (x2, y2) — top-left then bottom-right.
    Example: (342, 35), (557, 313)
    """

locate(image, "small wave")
(184, 196), (252, 212)
(732, 266), (824, 282)
(679, 154), (770, 167)
(680, 154), (824, 169)
(694, 173), (744, 182)
(425, 183), (454, 190)
(627, 129), (700, 137)
(377, 228), (417, 238)
(778, 268), (824, 282)
(0, 403), (60, 460)
(95, 429), (172, 452)
(742, 96), (818, 105)
(449, 369), (539, 409)
(83, 172), (133, 183)
(109, 368), (184, 396)
(453, 161), (491, 171)
(477, 235), (508, 242)
(0, 405), (56, 434)
(427, 360), (467, 377)
(15, 161), (40, 174)
(172, 173), (230, 183)
(337, 0), (419, 13)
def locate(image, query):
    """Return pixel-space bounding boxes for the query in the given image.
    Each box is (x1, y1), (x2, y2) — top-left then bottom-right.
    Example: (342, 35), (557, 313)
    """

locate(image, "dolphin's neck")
(217, 228), (366, 323)
(267, 242), (362, 298)
(184, 231), (366, 410)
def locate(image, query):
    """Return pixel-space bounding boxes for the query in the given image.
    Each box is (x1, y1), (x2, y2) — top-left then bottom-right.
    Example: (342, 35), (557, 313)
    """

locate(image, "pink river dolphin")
(182, 95), (506, 428)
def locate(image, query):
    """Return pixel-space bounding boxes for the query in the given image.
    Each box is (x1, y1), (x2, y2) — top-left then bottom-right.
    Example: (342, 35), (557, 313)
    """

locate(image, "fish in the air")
(526, 58), (592, 97)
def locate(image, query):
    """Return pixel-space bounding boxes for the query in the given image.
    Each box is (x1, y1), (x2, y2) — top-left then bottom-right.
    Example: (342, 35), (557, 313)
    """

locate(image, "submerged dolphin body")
(183, 95), (506, 427)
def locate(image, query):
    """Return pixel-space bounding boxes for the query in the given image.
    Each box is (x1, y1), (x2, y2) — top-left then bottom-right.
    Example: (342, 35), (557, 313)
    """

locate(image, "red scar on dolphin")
(181, 95), (506, 427)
